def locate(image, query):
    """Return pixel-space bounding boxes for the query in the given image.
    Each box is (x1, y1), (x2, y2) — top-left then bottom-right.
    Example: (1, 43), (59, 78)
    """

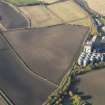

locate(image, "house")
(84, 41), (93, 53)
(84, 36), (97, 53)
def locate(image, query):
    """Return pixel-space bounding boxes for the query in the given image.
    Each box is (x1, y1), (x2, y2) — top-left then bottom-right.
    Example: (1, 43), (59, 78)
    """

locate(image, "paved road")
(0, 34), (56, 105)
(0, 2), (28, 29)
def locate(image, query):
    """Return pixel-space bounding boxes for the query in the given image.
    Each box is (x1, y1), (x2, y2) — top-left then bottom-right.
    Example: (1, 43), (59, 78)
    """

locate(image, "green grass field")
(6, 0), (39, 5)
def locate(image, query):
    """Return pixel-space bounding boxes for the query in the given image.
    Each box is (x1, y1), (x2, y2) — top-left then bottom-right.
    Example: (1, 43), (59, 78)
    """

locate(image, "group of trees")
(44, 74), (71, 105)
(44, 88), (83, 105)
(43, 69), (84, 105)
(69, 91), (82, 105)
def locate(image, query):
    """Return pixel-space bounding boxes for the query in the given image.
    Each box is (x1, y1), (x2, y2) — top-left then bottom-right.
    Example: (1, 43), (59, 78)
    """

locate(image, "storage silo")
(101, 54), (105, 62)
(96, 53), (101, 62)
(83, 58), (89, 67)
(78, 57), (83, 66)
(90, 55), (96, 65)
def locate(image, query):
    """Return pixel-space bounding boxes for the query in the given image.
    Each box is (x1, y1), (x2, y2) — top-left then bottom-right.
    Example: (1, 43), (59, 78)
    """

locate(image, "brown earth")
(0, 2), (28, 29)
(3, 24), (89, 84)
(19, 5), (62, 28)
(77, 69), (105, 105)
(0, 33), (56, 105)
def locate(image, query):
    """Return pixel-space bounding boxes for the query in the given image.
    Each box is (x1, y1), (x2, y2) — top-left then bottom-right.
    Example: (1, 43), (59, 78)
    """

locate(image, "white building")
(84, 43), (92, 53)
(84, 36), (97, 53)
(91, 35), (97, 42)
(101, 26), (105, 32)
(78, 57), (83, 65)
(83, 58), (89, 67)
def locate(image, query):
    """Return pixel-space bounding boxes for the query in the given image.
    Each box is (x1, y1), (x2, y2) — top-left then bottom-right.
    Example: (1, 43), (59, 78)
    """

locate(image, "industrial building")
(78, 35), (105, 67)
(93, 36), (105, 53)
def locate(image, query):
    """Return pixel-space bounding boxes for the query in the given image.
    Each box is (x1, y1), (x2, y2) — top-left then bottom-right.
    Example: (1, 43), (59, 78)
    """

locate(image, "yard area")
(19, 5), (62, 27)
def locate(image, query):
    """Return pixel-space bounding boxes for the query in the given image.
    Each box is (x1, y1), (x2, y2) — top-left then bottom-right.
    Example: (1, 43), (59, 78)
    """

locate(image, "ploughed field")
(0, 1), (28, 29)
(3, 24), (89, 85)
(77, 69), (105, 105)
(0, 34), (56, 105)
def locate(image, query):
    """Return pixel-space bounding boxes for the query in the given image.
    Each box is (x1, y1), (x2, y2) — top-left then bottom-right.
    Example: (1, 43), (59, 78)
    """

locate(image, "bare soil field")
(0, 2), (28, 29)
(3, 24), (89, 84)
(19, 5), (62, 27)
(19, 0), (91, 27)
(77, 69), (105, 105)
(0, 35), (56, 105)
(69, 16), (92, 27)
(86, 0), (105, 16)
(48, 1), (88, 22)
